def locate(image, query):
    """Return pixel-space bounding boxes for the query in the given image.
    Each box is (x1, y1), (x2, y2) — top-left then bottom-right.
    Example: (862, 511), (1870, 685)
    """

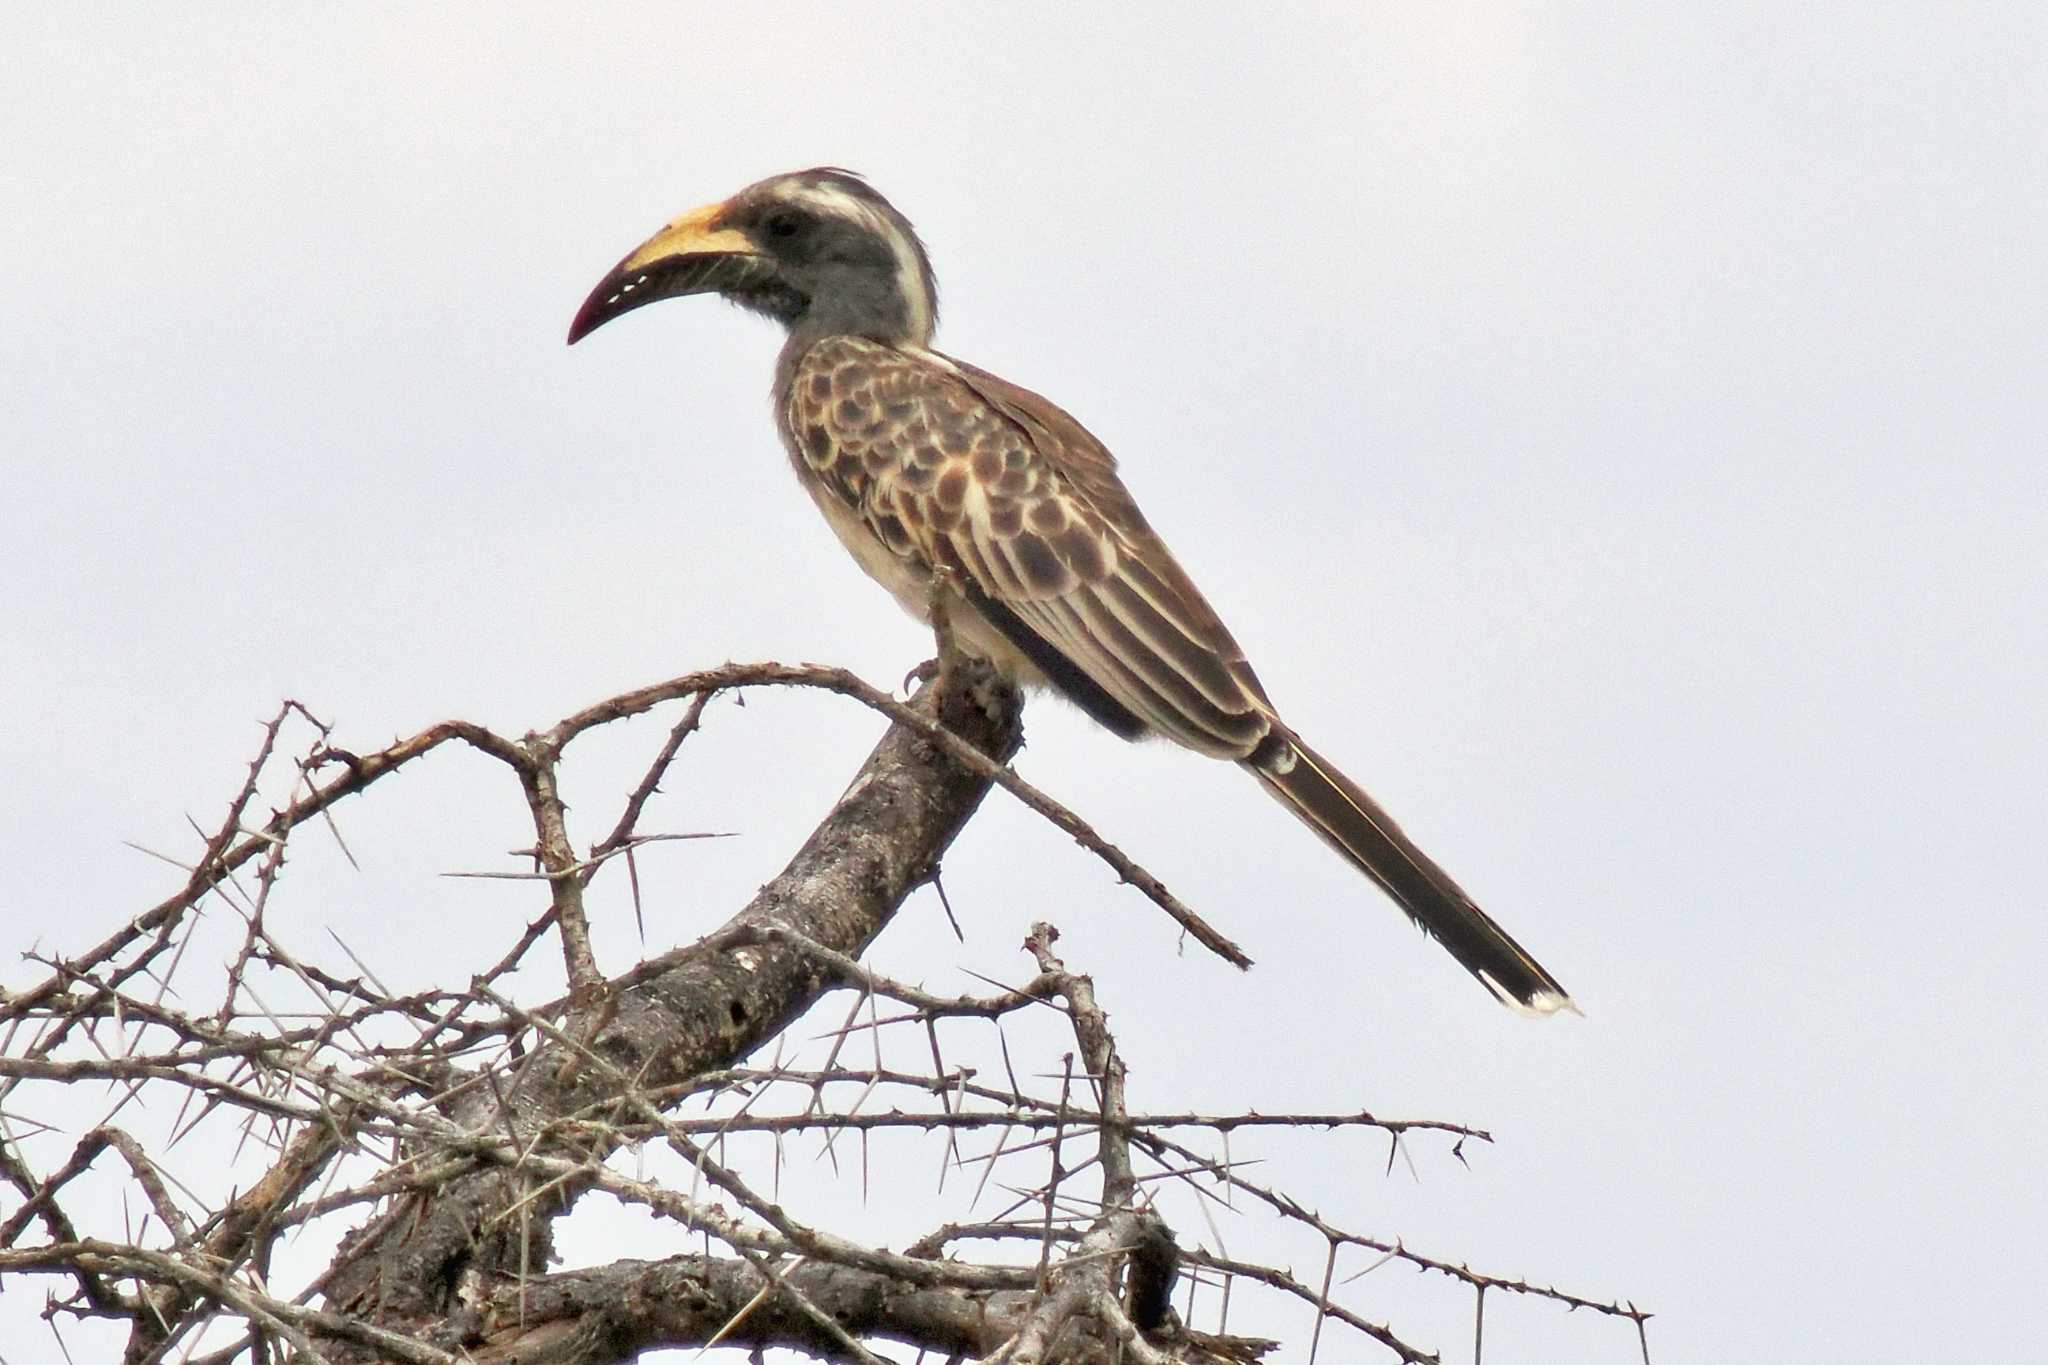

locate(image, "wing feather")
(775, 335), (1574, 1012)
(784, 336), (1273, 757)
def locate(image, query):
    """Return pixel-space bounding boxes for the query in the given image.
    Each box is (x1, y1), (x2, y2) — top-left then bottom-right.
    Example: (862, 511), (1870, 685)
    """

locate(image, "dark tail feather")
(1245, 729), (1575, 1015)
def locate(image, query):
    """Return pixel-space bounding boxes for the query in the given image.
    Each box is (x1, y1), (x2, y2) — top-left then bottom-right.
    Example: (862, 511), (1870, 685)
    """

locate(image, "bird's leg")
(901, 565), (967, 692)
(924, 563), (967, 688)
(899, 563), (964, 691)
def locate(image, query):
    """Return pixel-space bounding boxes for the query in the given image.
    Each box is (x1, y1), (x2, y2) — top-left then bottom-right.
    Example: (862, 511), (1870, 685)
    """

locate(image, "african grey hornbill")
(567, 168), (1574, 1014)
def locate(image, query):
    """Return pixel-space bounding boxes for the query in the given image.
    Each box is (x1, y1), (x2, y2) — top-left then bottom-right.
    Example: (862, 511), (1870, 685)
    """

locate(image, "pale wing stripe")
(947, 530), (1011, 603)
(1093, 575), (1250, 711)
(1020, 596), (1228, 749)
(1114, 554), (1244, 668)
(983, 523), (1080, 602)
(1045, 590), (1264, 755)
(1004, 594), (1173, 727)
(1051, 591), (1221, 728)
(939, 472), (1263, 751)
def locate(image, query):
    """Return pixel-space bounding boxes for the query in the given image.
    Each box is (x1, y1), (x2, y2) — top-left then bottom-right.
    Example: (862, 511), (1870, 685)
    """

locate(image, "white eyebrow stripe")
(781, 180), (935, 344)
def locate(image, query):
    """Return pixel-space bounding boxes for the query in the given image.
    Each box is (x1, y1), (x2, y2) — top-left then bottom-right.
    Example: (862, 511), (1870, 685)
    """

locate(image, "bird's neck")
(776, 262), (934, 349)
(779, 317), (927, 361)
(785, 306), (930, 350)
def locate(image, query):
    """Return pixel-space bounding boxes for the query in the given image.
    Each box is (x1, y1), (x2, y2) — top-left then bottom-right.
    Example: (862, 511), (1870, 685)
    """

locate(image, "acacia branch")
(1, 659), (1645, 1365)
(313, 660), (1025, 1355)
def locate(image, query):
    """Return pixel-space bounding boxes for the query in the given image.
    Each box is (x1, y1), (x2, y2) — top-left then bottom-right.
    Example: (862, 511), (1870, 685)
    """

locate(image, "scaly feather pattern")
(776, 335), (1574, 1013)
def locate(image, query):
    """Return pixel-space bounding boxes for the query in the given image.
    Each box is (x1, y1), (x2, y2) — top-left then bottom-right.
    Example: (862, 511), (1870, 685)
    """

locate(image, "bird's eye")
(763, 210), (806, 240)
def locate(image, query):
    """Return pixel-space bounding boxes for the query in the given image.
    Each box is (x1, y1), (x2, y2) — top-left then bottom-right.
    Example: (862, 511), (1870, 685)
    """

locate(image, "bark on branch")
(2, 660), (1646, 1365)
(316, 662), (1023, 1356)
(468, 1252), (1278, 1365)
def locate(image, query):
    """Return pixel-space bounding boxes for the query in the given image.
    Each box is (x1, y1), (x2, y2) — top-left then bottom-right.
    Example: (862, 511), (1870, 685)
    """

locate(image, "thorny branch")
(1, 660), (1647, 1364)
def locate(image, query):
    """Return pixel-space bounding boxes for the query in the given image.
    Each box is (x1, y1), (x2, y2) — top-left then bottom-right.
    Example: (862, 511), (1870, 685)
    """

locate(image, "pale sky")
(4, 6), (2044, 1362)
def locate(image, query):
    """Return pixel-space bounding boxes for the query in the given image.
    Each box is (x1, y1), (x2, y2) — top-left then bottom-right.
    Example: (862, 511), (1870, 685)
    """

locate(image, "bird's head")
(567, 168), (937, 348)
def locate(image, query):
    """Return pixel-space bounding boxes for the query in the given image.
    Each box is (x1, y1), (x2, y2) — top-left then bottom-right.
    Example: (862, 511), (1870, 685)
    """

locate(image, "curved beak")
(566, 200), (766, 344)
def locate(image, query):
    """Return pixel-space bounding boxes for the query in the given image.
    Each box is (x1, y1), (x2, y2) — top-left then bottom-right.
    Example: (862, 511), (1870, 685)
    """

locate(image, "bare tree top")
(1, 661), (1647, 1364)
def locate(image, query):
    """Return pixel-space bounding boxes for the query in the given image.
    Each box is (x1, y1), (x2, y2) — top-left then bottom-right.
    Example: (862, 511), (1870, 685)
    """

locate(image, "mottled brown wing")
(784, 336), (1274, 757)
(781, 338), (1573, 1010)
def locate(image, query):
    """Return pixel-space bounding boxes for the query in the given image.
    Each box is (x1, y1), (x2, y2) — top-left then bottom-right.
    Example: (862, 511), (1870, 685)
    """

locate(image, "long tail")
(1245, 728), (1575, 1015)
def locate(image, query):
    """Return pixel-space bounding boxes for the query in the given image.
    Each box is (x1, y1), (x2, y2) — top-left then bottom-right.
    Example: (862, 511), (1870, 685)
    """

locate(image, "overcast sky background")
(5, 5), (2044, 1362)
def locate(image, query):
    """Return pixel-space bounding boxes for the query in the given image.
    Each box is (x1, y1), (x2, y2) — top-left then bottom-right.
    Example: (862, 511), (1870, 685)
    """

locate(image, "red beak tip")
(566, 307), (599, 346)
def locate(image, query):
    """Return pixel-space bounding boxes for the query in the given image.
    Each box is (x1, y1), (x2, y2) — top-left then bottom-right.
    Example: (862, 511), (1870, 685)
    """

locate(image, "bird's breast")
(799, 473), (933, 619)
